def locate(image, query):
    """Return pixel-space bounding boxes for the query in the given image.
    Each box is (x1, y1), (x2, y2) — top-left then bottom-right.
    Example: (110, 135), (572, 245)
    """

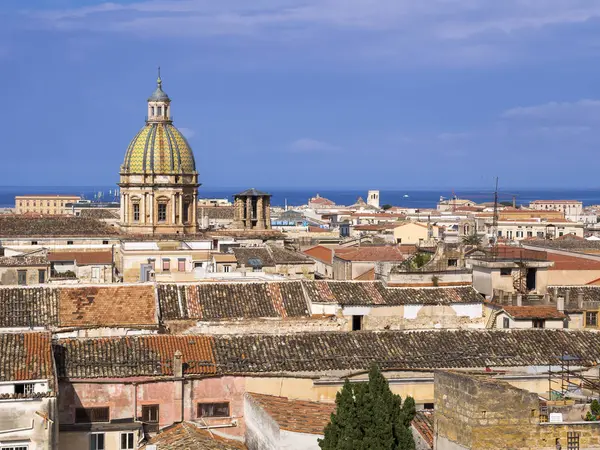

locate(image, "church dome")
(121, 122), (196, 174)
(121, 71), (196, 175)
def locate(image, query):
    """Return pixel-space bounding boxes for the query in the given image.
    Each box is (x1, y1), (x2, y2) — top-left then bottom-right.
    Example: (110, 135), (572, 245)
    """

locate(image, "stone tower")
(118, 70), (199, 235)
(367, 190), (380, 209)
(232, 188), (272, 230)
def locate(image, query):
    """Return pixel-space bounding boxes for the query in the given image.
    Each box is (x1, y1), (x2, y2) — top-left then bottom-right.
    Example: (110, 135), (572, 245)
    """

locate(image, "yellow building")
(393, 221), (439, 245)
(119, 70), (199, 235)
(15, 195), (80, 215)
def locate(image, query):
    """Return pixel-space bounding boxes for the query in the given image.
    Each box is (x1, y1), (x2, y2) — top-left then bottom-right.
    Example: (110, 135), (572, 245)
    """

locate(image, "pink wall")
(59, 376), (248, 437)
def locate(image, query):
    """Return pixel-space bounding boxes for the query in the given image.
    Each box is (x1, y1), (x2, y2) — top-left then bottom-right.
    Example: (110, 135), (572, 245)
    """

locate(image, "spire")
(157, 66), (162, 88)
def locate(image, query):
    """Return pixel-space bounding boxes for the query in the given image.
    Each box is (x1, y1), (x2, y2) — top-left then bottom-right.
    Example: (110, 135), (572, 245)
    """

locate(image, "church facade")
(119, 72), (199, 235)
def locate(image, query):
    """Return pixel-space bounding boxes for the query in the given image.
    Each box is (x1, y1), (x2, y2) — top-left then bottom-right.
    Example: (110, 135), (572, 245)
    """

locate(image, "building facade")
(119, 72), (199, 235)
(232, 188), (272, 230)
(15, 195), (80, 215)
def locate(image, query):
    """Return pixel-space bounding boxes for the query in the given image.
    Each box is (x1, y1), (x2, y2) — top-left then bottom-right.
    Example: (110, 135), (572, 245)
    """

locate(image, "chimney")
(557, 297), (565, 313)
(577, 292), (584, 309)
(498, 290), (505, 305)
(173, 350), (183, 378)
(516, 294), (522, 307)
(565, 290), (570, 307)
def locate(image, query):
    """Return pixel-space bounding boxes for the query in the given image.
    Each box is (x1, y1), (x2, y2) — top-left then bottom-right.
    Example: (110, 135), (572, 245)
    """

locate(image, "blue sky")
(3, 0), (600, 189)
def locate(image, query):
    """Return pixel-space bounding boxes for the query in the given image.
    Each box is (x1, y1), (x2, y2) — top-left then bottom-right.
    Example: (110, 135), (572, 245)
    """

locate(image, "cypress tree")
(319, 365), (416, 450)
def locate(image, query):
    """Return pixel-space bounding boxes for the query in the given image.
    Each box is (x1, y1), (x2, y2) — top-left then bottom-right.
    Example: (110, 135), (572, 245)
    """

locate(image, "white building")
(529, 200), (584, 222)
(487, 219), (584, 241)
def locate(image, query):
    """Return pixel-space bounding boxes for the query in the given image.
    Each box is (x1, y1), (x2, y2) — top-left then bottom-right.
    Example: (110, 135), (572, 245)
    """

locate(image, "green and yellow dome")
(122, 122), (196, 174)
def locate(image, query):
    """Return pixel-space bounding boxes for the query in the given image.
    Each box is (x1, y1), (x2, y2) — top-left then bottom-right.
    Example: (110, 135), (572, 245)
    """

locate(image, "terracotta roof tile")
(303, 246), (334, 264)
(48, 251), (113, 265)
(412, 411), (434, 448)
(157, 282), (310, 320)
(354, 268), (375, 280)
(0, 216), (119, 237)
(213, 330), (600, 374)
(246, 393), (335, 434)
(143, 422), (246, 449)
(334, 246), (405, 262)
(55, 335), (216, 378)
(0, 332), (55, 386)
(502, 306), (566, 320)
(59, 285), (157, 328)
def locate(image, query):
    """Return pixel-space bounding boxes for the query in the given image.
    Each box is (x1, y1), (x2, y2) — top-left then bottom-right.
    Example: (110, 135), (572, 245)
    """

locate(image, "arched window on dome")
(157, 106), (162, 117)
(183, 201), (190, 223)
(151, 106), (155, 116)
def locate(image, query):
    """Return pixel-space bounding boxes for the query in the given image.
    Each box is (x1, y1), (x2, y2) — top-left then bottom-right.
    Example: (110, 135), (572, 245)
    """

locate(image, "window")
(67, 240), (73, 245)
(157, 106), (162, 116)
(585, 311), (598, 327)
(223, 265), (231, 273)
(151, 106), (155, 116)
(162, 259), (170, 272)
(197, 402), (230, 418)
(38, 270), (45, 284)
(178, 259), (185, 272)
(568, 431), (580, 450)
(158, 203), (167, 222)
(500, 268), (511, 276)
(497, 230), (502, 237)
(559, 232), (564, 237)
(15, 383), (35, 395)
(527, 231), (533, 238)
(503, 317), (510, 329)
(75, 407), (110, 423)
(148, 258), (156, 270)
(533, 319), (545, 329)
(102, 240), (109, 245)
(141, 404), (159, 423)
(563, 318), (569, 329)
(352, 315), (363, 331)
(91, 267), (101, 280)
(516, 231), (523, 238)
(423, 403), (434, 410)
(0, 445), (28, 450)
(90, 433), (105, 450)
(31, 241), (38, 245)
(133, 203), (140, 222)
(120, 432), (134, 450)
(17, 270), (27, 286)
(448, 259), (458, 267)
(183, 202), (190, 223)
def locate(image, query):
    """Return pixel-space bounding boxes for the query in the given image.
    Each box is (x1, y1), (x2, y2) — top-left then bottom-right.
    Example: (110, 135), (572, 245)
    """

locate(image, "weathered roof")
(157, 282), (310, 320)
(303, 245), (335, 264)
(412, 411), (434, 449)
(213, 330), (600, 374)
(0, 255), (48, 267)
(550, 286), (600, 303)
(334, 246), (405, 262)
(48, 251), (113, 265)
(232, 246), (311, 267)
(0, 285), (157, 329)
(198, 206), (235, 220)
(142, 422), (246, 449)
(246, 392), (335, 434)
(79, 209), (120, 219)
(55, 335), (216, 379)
(502, 305), (566, 320)
(212, 253), (238, 263)
(234, 188), (271, 197)
(0, 216), (119, 237)
(303, 281), (483, 306)
(0, 332), (55, 384)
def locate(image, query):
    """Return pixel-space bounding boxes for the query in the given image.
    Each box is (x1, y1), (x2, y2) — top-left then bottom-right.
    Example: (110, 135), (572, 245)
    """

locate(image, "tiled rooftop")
(502, 305), (566, 320)
(550, 286), (600, 303)
(334, 246), (406, 262)
(246, 392), (335, 434)
(0, 255), (48, 267)
(232, 246), (312, 266)
(79, 209), (120, 219)
(213, 330), (600, 374)
(412, 411), (434, 448)
(198, 206), (235, 220)
(55, 335), (216, 378)
(0, 216), (119, 237)
(0, 332), (54, 384)
(0, 285), (157, 329)
(157, 282), (310, 320)
(142, 422), (246, 449)
(48, 251), (113, 265)
(302, 281), (483, 306)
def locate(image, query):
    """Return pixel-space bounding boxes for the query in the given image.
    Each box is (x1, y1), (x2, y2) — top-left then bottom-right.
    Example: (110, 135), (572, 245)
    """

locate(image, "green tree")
(462, 233), (483, 247)
(319, 366), (416, 450)
(381, 204), (393, 210)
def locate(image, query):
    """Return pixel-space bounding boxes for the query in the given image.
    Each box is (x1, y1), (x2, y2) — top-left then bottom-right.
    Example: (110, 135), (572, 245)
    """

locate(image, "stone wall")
(0, 266), (47, 285)
(434, 371), (600, 450)
(165, 317), (345, 335)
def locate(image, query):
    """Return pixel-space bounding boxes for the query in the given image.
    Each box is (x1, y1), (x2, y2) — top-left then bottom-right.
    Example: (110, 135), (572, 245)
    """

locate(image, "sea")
(3, 186), (600, 209)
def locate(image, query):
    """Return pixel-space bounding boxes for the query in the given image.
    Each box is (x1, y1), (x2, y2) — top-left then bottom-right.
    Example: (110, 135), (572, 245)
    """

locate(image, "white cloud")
(178, 127), (196, 139)
(23, 0), (600, 66)
(289, 138), (340, 152)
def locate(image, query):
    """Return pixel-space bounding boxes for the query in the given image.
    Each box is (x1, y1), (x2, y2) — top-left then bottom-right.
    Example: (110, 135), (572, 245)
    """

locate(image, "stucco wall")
(548, 270), (600, 286)
(0, 397), (57, 450)
(0, 266), (48, 286)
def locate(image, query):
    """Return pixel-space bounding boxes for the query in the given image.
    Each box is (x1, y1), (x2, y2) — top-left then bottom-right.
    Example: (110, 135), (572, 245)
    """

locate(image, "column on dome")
(141, 192), (146, 224)
(192, 191), (198, 227)
(171, 193), (176, 224)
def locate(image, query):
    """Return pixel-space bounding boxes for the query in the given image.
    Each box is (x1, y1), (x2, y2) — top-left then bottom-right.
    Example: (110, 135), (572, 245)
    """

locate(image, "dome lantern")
(147, 67), (171, 122)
